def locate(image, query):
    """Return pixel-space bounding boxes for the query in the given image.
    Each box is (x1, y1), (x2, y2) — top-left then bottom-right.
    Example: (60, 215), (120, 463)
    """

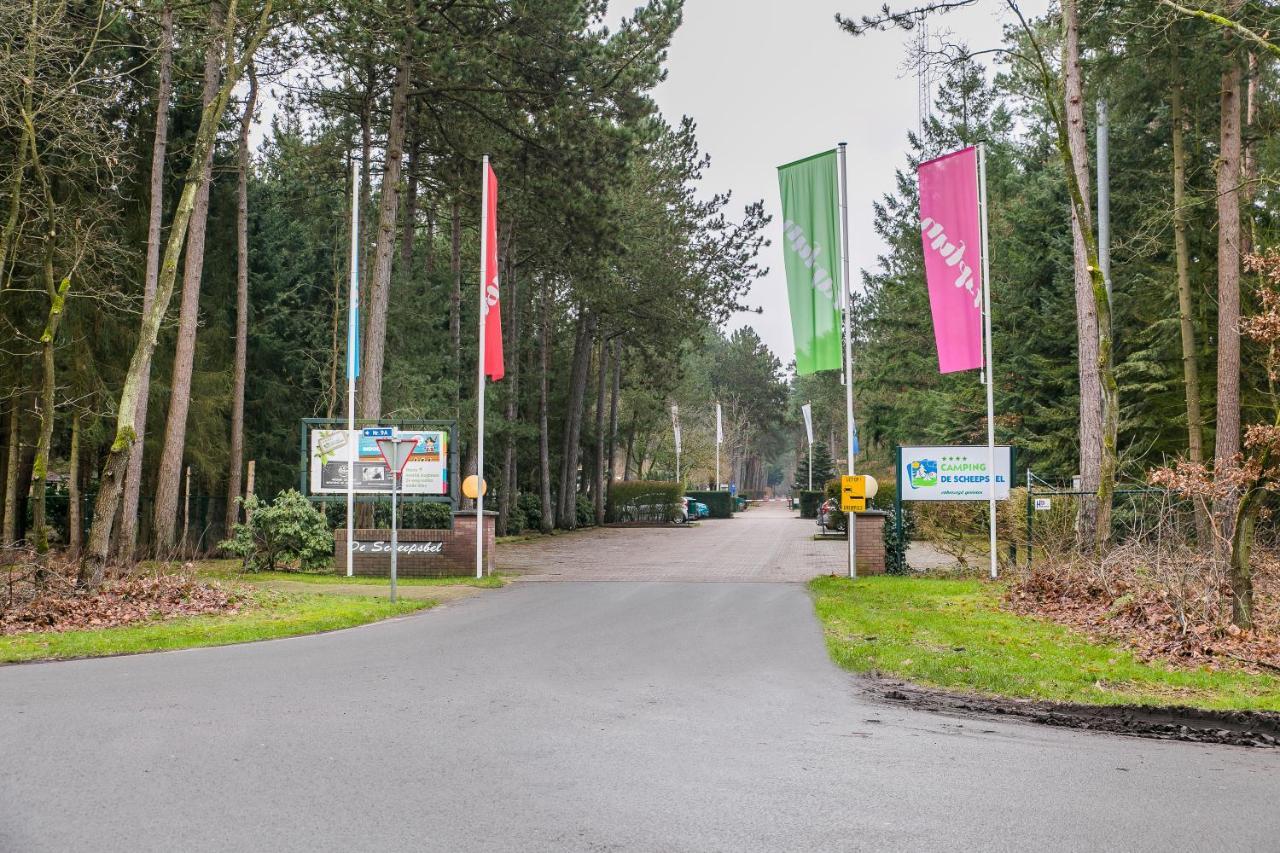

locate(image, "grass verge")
(186, 560), (506, 588)
(810, 575), (1280, 712)
(0, 591), (432, 664)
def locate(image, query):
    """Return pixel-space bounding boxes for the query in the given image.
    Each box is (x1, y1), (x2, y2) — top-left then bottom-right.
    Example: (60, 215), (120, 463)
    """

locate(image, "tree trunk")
(358, 15), (412, 424)
(68, 411), (81, 556)
(1170, 62), (1208, 539)
(152, 0), (226, 556)
(1214, 40), (1244, 535)
(606, 341), (621, 490)
(400, 108), (419, 275)
(538, 282), (554, 532)
(558, 313), (594, 528)
(1063, 0), (1115, 549)
(117, 0), (174, 564)
(31, 255), (71, 557)
(498, 228), (519, 535)
(226, 61), (256, 535)
(593, 339), (609, 525)
(82, 0), (272, 587)
(2, 399), (20, 545)
(424, 206), (435, 280)
(359, 63), (374, 307)
(623, 409), (636, 481)
(450, 197), (462, 412)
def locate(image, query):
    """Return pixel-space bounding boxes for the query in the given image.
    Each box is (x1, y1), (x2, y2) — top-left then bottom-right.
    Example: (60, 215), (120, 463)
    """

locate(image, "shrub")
(607, 480), (683, 523)
(684, 490), (733, 519)
(576, 494), (595, 527)
(517, 492), (543, 532)
(220, 490), (333, 572)
(798, 490), (824, 519)
(913, 500), (987, 569)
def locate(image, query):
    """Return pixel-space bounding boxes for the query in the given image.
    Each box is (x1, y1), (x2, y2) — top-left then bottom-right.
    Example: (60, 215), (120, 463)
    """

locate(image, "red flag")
(482, 160), (504, 381)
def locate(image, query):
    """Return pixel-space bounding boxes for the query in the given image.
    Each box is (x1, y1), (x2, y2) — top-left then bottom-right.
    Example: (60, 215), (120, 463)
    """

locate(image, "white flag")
(801, 403), (814, 445)
(715, 402), (723, 445)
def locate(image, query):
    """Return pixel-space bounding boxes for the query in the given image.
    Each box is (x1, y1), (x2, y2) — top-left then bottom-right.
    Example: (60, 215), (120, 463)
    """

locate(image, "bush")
(607, 480), (683, 523)
(220, 490), (333, 572)
(576, 494), (595, 527)
(883, 505), (917, 575)
(798, 490), (824, 519)
(685, 490), (733, 519)
(517, 492), (543, 532)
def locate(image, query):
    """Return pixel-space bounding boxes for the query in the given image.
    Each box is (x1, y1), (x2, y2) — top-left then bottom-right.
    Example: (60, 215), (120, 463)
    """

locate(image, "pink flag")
(917, 147), (983, 373)
(482, 160), (504, 381)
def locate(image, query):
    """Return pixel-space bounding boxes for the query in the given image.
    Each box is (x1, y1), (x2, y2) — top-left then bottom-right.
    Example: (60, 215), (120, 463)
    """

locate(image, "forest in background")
(4, 0), (1280, 630)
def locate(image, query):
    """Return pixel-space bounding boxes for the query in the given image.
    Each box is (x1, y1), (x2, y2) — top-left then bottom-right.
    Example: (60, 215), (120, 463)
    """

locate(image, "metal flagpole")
(475, 156), (489, 580)
(978, 144), (998, 580)
(837, 142), (857, 580)
(346, 159), (359, 577)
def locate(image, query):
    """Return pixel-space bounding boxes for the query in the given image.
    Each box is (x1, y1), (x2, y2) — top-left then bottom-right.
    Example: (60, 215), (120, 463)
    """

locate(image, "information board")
(900, 445), (1011, 501)
(309, 427), (449, 495)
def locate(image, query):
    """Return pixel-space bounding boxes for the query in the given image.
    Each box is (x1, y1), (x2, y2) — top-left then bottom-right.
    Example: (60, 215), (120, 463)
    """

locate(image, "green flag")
(777, 150), (843, 375)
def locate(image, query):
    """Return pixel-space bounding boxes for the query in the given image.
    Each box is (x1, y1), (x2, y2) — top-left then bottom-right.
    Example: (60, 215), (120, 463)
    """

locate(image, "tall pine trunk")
(1062, 0), (1116, 549)
(117, 0), (174, 563)
(153, 0), (225, 555)
(83, 0), (272, 586)
(357, 12), (412, 424)
(558, 313), (594, 528)
(538, 282), (554, 532)
(1170, 61), (1208, 537)
(1214, 39), (1244, 536)
(225, 62), (256, 535)
(593, 339), (609, 525)
(2, 400), (19, 545)
(449, 198), (462, 411)
(606, 342), (621, 493)
(498, 228), (520, 535)
(68, 412), (81, 556)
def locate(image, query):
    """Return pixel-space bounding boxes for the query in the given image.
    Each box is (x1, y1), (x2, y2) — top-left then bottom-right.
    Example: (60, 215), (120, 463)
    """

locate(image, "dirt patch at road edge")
(862, 675), (1280, 748)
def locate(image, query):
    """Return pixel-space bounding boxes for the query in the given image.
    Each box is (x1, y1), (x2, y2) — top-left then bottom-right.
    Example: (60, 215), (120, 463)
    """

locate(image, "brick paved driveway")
(498, 501), (847, 582)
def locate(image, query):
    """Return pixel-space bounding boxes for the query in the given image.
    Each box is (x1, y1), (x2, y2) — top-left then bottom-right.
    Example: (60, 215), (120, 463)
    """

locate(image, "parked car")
(816, 498), (847, 533)
(683, 497), (710, 519)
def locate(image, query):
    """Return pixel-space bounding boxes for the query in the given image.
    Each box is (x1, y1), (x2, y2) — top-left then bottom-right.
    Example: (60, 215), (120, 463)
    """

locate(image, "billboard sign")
(900, 445), (1011, 501)
(309, 427), (449, 495)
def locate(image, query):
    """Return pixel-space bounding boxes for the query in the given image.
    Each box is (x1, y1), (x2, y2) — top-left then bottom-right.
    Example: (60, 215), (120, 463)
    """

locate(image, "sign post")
(373, 431), (414, 603)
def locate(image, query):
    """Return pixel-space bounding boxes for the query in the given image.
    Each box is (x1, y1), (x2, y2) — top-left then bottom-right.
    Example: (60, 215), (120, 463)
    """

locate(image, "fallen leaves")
(2, 557), (245, 636)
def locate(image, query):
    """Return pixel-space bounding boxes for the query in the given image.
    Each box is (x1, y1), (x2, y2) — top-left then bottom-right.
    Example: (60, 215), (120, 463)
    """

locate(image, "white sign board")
(309, 428), (449, 495)
(900, 445), (1012, 501)
(1034, 497), (1052, 511)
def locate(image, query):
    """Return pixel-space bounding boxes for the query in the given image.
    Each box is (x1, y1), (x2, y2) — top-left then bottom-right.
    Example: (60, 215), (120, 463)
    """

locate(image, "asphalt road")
(3, 511), (1279, 851)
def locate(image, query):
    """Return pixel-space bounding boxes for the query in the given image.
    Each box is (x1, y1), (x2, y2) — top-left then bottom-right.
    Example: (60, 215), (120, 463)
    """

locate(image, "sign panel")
(309, 427), (449, 495)
(900, 445), (1011, 501)
(1034, 497), (1052, 511)
(841, 475), (866, 513)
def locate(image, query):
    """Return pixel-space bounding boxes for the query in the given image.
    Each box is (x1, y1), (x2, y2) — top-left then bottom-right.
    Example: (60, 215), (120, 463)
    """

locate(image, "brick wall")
(334, 511), (495, 578)
(855, 512), (887, 575)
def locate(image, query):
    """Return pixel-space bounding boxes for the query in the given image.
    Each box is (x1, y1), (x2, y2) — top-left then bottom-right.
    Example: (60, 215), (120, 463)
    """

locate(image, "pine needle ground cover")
(810, 576), (1280, 712)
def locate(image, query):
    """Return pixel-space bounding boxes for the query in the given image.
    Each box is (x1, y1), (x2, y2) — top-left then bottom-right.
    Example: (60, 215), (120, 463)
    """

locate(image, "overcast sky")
(648, 0), (1048, 367)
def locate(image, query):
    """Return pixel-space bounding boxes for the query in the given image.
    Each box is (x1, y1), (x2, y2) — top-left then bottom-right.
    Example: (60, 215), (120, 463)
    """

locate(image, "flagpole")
(715, 402), (721, 491)
(838, 142), (857, 580)
(346, 159), (359, 577)
(475, 156), (489, 580)
(978, 143), (998, 580)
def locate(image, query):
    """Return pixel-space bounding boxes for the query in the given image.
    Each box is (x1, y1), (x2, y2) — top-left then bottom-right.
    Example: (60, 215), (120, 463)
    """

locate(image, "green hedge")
(684, 490), (733, 519)
(798, 490), (825, 519)
(607, 480), (684, 523)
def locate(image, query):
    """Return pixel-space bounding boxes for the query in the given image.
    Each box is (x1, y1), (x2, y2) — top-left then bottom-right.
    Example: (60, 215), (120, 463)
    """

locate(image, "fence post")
(1025, 468), (1034, 570)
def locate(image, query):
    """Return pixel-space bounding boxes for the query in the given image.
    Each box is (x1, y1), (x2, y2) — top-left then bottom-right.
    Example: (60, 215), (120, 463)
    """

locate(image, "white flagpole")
(978, 144), (998, 580)
(346, 159), (359, 577)
(476, 156), (489, 580)
(838, 142), (857, 580)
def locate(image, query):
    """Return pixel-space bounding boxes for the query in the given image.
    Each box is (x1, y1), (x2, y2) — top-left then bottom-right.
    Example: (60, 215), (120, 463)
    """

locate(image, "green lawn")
(0, 591), (432, 664)
(810, 575), (1280, 712)
(185, 559), (505, 588)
